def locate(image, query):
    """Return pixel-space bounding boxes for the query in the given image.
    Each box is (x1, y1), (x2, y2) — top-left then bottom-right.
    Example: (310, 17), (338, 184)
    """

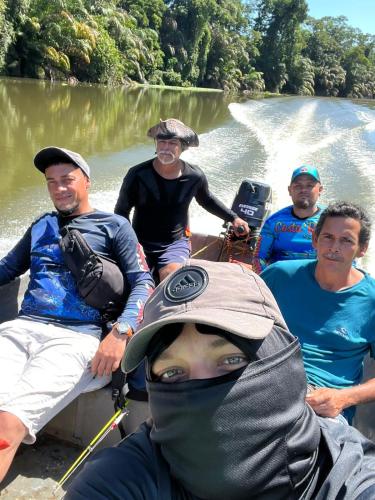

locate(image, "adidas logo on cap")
(164, 266), (208, 303)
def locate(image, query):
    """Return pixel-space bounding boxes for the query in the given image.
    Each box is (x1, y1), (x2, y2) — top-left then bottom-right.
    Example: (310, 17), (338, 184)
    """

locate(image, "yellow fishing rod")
(191, 237), (222, 258)
(53, 402), (129, 494)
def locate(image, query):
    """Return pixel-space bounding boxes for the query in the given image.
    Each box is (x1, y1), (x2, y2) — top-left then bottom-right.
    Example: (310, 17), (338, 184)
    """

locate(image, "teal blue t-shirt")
(261, 260), (375, 422)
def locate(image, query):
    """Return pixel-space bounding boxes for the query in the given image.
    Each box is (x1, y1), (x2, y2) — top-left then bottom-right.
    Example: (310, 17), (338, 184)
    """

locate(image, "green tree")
(1, 0), (374, 97)
(204, 0), (262, 91)
(83, 24), (124, 84)
(0, 0), (14, 73)
(254, 0), (308, 92)
(5, 0), (97, 79)
(161, 0), (216, 86)
(89, 1), (164, 83)
(303, 16), (375, 97)
(160, 0), (262, 91)
(344, 46), (375, 98)
(119, 0), (166, 31)
(288, 55), (314, 95)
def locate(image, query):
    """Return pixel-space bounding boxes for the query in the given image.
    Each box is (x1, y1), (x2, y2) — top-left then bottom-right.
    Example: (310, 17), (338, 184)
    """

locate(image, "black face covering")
(147, 328), (321, 500)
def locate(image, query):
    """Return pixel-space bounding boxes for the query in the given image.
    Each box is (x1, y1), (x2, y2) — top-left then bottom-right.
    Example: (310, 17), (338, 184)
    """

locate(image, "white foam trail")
(182, 125), (252, 236)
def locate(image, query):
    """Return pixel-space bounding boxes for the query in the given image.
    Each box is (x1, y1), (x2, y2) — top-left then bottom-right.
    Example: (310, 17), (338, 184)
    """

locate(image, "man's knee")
(0, 411), (27, 483)
(0, 411), (27, 444)
(159, 263), (183, 282)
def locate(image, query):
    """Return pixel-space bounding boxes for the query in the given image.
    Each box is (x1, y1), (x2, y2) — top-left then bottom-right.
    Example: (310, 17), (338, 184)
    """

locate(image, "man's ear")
(312, 229), (318, 249)
(318, 184), (323, 195)
(356, 243), (368, 259)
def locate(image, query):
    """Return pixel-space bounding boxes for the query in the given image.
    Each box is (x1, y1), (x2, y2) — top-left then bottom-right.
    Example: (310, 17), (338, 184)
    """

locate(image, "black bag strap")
(60, 227), (129, 430)
(111, 367), (127, 439)
(59, 226), (98, 282)
(59, 226), (126, 316)
(111, 367), (127, 408)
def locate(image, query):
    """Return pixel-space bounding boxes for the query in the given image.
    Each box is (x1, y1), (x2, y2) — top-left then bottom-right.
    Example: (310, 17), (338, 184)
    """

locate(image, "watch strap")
(112, 322), (133, 339)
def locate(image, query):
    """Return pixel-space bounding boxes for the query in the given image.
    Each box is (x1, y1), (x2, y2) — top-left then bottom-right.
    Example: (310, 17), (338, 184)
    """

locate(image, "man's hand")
(91, 328), (127, 377)
(305, 387), (347, 418)
(232, 217), (250, 237)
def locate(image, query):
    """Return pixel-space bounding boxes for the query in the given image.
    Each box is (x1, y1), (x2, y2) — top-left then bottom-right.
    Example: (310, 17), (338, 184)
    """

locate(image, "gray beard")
(157, 152), (177, 165)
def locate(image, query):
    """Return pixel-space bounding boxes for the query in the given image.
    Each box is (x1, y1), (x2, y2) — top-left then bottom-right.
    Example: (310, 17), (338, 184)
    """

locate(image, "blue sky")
(306, 0), (375, 34)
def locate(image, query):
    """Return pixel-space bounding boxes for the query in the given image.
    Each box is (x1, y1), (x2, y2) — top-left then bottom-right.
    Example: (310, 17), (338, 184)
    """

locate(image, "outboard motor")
(220, 179), (272, 264)
(231, 179), (272, 235)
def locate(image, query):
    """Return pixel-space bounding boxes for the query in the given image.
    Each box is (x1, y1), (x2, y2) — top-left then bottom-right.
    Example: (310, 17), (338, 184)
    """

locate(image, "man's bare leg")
(0, 411), (27, 482)
(159, 263), (183, 282)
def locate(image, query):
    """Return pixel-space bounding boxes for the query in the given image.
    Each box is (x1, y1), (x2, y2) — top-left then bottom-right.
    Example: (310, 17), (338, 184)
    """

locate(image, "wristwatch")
(112, 321), (133, 339)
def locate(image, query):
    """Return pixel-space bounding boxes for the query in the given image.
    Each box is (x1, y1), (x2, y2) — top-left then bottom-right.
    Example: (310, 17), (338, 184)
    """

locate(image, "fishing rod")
(53, 402), (129, 495)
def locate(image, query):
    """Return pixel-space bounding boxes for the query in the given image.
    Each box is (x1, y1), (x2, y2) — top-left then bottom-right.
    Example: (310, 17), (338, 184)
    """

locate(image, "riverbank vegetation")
(1, 0), (374, 98)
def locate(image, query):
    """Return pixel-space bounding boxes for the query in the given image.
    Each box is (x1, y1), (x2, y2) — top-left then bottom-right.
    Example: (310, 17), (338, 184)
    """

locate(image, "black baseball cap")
(34, 147), (91, 178)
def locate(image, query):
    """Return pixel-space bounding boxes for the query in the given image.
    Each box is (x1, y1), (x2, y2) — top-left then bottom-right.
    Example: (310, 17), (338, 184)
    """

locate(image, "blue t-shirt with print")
(0, 210), (154, 391)
(253, 206), (323, 273)
(261, 259), (375, 422)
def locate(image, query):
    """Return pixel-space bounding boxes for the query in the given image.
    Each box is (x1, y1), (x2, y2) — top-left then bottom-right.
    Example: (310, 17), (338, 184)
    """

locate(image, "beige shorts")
(0, 318), (110, 443)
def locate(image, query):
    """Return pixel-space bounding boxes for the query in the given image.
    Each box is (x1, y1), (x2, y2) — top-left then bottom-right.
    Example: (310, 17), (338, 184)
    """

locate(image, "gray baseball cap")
(147, 119), (199, 148)
(122, 259), (288, 373)
(34, 146), (91, 178)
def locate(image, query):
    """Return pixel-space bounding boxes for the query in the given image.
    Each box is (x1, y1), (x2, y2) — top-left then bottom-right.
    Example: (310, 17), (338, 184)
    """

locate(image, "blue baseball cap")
(291, 165), (320, 183)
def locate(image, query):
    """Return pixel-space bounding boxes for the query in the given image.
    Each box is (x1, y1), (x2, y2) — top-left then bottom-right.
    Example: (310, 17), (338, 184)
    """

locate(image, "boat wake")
(226, 97), (375, 275)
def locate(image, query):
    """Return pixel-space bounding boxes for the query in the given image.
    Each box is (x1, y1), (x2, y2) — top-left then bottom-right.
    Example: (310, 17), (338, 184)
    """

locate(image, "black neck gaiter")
(148, 330), (321, 500)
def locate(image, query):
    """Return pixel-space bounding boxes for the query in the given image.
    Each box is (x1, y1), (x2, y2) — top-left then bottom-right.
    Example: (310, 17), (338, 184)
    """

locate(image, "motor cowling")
(231, 179), (272, 231)
(219, 179), (272, 263)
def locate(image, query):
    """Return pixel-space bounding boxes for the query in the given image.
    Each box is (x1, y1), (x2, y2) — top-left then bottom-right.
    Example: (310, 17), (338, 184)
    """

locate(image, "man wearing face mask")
(67, 260), (375, 500)
(115, 118), (249, 282)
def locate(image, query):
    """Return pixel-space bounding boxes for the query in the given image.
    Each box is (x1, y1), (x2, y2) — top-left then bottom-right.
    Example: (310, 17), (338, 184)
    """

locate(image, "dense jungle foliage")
(1, 0), (374, 98)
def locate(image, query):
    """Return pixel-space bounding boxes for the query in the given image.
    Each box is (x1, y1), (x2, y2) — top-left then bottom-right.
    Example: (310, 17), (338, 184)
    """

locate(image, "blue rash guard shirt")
(0, 210), (154, 391)
(253, 205), (323, 273)
(261, 260), (375, 422)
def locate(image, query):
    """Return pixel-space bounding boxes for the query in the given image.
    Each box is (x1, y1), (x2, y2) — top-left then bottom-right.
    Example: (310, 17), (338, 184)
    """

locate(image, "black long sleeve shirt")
(114, 159), (237, 244)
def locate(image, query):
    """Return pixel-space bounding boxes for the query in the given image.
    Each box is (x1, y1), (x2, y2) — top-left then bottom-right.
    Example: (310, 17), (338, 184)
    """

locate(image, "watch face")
(117, 322), (130, 335)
